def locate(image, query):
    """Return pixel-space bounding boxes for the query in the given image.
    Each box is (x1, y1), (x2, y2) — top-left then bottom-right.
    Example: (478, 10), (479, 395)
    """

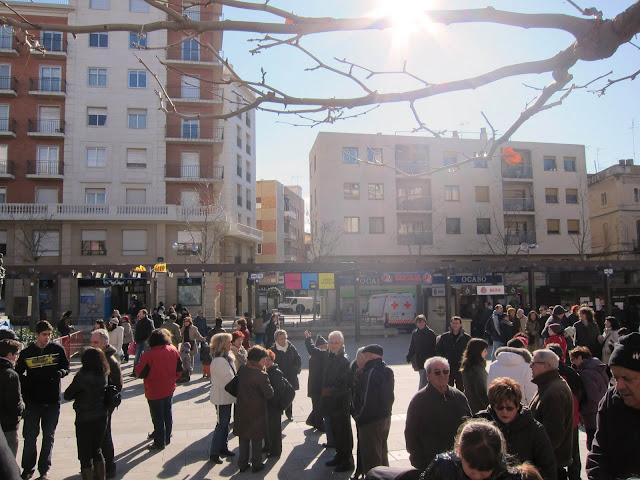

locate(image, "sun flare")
(372, 0), (435, 48)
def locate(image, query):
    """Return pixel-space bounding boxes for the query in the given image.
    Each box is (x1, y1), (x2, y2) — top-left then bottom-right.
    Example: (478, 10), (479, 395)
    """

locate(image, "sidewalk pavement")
(17, 335), (587, 479)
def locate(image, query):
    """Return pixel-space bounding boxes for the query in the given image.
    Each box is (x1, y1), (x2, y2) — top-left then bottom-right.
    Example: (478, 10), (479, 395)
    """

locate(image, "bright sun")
(371, 0), (434, 48)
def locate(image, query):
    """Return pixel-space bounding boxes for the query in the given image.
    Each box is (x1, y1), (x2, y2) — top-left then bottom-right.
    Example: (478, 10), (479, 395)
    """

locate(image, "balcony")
(26, 160), (64, 179)
(0, 76), (17, 96)
(28, 119), (65, 138)
(503, 197), (535, 212)
(397, 232), (433, 245)
(29, 77), (66, 96)
(397, 196), (432, 211)
(165, 125), (224, 144)
(505, 232), (537, 245)
(167, 85), (223, 104)
(502, 164), (533, 179)
(165, 164), (224, 182)
(165, 45), (224, 67)
(0, 118), (16, 137)
(0, 160), (15, 179)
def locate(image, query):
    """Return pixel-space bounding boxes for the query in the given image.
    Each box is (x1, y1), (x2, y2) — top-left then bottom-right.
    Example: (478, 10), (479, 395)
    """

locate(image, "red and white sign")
(477, 285), (505, 295)
(215, 283), (224, 293)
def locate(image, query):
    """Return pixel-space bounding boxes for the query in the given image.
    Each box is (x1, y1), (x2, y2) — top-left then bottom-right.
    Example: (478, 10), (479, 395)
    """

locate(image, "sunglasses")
(494, 405), (517, 412)
(431, 369), (450, 376)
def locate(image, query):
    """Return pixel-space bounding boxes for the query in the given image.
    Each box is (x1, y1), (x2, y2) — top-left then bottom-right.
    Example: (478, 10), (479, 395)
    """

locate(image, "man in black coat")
(436, 316), (471, 390)
(263, 351), (294, 458)
(0, 339), (24, 457)
(406, 314), (437, 389)
(133, 309), (154, 371)
(304, 333), (328, 431)
(271, 329), (301, 421)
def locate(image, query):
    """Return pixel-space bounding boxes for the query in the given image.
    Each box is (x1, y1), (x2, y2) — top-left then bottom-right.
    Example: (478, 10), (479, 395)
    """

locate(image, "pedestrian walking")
(598, 315), (620, 366)
(180, 315), (204, 368)
(573, 307), (602, 360)
(161, 313), (182, 349)
(264, 313), (279, 349)
(0, 339), (24, 457)
(436, 316), (471, 390)
(252, 313), (266, 346)
(16, 320), (69, 480)
(208, 333), (236, 464)
(264, 349), (294, 458)
(271, 329), (301, 421)
(133, 309), (154, 372)
(64, 347), (110, 480)
(194, 311), (208, 337)
(460, 338), (489, 413)
(304, 333), (328, 432)
(486, 304), (510, 359)
(526, 310), (542, 350)
(120, 316), (133, 363)
(488, 341), (538, 405)
(106, 319), (124, 358)
(406, 314), (437, 389)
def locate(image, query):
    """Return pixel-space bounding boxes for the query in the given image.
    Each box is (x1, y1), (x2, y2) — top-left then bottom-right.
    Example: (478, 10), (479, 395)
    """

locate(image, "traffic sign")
(215, 283), (224, 292)
(250, 273), (264, 280)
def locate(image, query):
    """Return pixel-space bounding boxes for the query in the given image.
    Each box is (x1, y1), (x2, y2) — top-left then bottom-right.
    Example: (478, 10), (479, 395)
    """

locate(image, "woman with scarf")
(271, 329), (301, 421)
(208, 333), (236, 464)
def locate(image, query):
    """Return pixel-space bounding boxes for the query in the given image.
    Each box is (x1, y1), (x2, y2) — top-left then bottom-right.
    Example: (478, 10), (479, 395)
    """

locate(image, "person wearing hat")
(586, 332), (640, 480)
(304, 332), (329, 435)
(234, 346), (274, 473)
(351, 344), (394, 478)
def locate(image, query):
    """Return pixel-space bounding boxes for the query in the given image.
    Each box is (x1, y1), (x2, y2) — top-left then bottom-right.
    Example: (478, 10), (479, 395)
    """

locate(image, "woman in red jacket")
(135, 329), (182, 451)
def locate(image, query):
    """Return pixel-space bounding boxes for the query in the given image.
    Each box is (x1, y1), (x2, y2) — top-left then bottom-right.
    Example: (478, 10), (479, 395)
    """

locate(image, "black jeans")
(147, 396), (173, 447)
(265, 407), (282, 456)
(101, 413), (115, 471)
(21, 402), (60, 476)
(76, 417), (107, 469)
(330, 409), (353, 466)
(238, 438), (262, 468)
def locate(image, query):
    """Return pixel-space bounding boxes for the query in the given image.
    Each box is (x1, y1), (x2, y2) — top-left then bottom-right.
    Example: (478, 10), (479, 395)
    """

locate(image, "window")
(0, 64), (9, 90)
(246, 134), (252, 155)
(0, 187), (5, 203)
(369, 217), (385, 234)
(634, 187), (640, 203)
(246, 114), (251, 128)
(41, 32), (63, 52)
(81, 230), (106, 256)
(475, 186), (490, 202)
(236, 126), (242, 148)
(128, 70), (147, 88)
(130, 0), (149, 12)
(39, 66), (61, 91)
(87, 107), (107, 126)
(563, 156), (577, 172)
(125, 188), (146, 205)
(0, 26), (13, 49)
(122, 230), (147, 255)
(180, 152), (199, 177)
(182, 38), (200, 61)
(85, 188), (106, 205)
(181, 75), (199, 98)
(368, 183), (384, 200)
(0, 230), (6, 255)
(86, 147), (106, 167)
(567, 219), (580, 235)
(344, 216), (360, 233)
(562, 188), (577, 204)
(547, 219), (560, 235)
(342, 147), (359, 164)
(446, 218), (461, 234)
(37, 146), (59, 173)
(236, 155), (242, 177)
(0, 104), (8, 131)
(246, 188), (251, 210)
(477, 218), (491, 235)
(0, 144), (6, 173)
(176, 231), (202, 256)
(89, 32), (108, 48)
(256, 243), (262, 255)
(33, 231), (60, 257)
(126, 148), (146, 168)
(38, 106), (60, 133)
(444, 185), (460, 201)
(443, 152), (457, 166)
(183, 4), (200, 20)
(543, 156), (557, 171)
(545, 188), (559, 204)
(246, 161), (251, 182)
(129, 31), (147, 48)
(181, 191), (199, 206)
(90, 0), (109, 9)
(127, 109), (147, 129)
(601, 192), (607, 206)
(367, 147), (383, 164)
(182, 119), (199, 138)
(35, 188), (57, 204)
(343, 182), (360, 199)
(473, 155), (488, 168)
(88, 67), (107, 87)
(236, 184), (242, 206)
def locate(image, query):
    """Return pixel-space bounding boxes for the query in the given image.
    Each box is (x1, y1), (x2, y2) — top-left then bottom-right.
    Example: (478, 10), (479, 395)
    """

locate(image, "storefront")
(77, 277), (148, 326)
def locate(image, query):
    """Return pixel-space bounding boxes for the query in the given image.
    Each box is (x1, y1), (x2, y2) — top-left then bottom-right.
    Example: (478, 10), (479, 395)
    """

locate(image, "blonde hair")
(211, 333), (232, 357)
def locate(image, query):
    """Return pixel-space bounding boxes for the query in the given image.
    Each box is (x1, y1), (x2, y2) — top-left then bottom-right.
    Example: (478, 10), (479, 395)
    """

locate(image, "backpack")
(104, 384), (122, 411)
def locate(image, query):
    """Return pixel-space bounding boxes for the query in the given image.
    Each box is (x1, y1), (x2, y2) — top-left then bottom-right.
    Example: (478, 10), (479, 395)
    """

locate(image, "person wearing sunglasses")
(476, 377), (556, 480)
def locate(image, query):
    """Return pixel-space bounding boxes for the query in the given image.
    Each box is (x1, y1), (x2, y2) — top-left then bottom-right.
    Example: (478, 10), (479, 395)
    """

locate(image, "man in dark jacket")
(133, 308), (154, 371)
(15, 321), (69, 480)
(0, 339), (24, 457)
(91, 329), (123, 479)
(405, 356), (471, 470)
(352, 344), (394, 476)
(322, 330), (354, 473)
(271, 329), (301, 421)
(436, 316), (471, 390)
(406, 314), (437, 389)
(586, 332), (640, 480)
(263, 350), (294, 458)
(529, 348), (574, 480)
(304, 333), (328, 432)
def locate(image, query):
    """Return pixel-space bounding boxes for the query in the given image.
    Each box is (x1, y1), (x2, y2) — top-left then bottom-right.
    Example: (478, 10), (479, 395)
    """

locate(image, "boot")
(93, 459), (106, 480)
(81, 468), (93, 480)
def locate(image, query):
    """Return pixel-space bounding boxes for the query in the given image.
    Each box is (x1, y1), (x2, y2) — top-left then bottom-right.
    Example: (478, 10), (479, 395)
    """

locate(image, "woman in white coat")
(599, 315), (621, 365)
(107, 318), (124, 357)
(209, 333), (237, 464)
(487, 340), (537, 405)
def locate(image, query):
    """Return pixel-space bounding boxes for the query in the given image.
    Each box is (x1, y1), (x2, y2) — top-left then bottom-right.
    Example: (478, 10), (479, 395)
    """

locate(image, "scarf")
(275, 341), (289, 353)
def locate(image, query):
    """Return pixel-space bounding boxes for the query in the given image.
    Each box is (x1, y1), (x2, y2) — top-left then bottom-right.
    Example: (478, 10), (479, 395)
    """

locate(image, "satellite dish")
(519, 242), (528, 250)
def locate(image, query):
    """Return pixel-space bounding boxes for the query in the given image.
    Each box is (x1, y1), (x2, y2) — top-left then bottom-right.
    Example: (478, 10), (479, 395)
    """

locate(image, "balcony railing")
(166, 85), (223, 102)
(27, 160), (63, 176)
(503, 197), (534, 211)
(502, 165), (533, 179)
(0, 76), (16, 92)
(505, 232), (537, 245)
(165, 125), (224, 142)
(165, 164), (224, 180)
(397, 197), (432, 211)
(0, 160), (14, 176)
(28, 119), (65, 135)
(397, 232), (433, 245)
(29, 77), (66, 93)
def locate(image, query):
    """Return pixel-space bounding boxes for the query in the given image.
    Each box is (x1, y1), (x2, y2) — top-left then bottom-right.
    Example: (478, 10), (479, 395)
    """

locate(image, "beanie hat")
(552, 305), (567, 316)
(247, 346), (268, 362)
(609, 332), (640, 371)
(231, 331), (244, 342)
(315, 335), (328, 347)
(362, 344), (384, 356)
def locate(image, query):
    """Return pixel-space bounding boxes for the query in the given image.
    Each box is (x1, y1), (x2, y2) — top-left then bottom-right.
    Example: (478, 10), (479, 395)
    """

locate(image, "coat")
(104, 345), (123, 393)
(15, 341), (69, 405)
(351, 358), (394, 426)
(209, 355), (236, 406)
(476, 406), (557, 480)
(266, 363), (294, 412)
(161, 321), (182, 347)
(134, 316), (154, 343)
(0, 358), (24, 432)
(487, 347), (537, 404)
(460, 363), (488, 413)
(576, 357), (609, 430)
(264, 321), (278, 348)
(586, 387), (640, 480)
(420, 452), (522, 480)
(233, 363), (274, 439)
(305, 337), (327, 398)
(599, 328), (619, 365)
(108, 326), (124, 356)
(321, 349), (351, 415)
(63, 370), (108, 422)
(272, 341), (302, 390)
(405, 384), (471, 470)
(121, 321), (133, 344)
(529, 370), (574, 468)
(436, 330), (470, 372)
(135, 345), (182, 400)
(406, 326), (437, 371)
(181, 324), (204, 346)
(573, 320), (601, 358)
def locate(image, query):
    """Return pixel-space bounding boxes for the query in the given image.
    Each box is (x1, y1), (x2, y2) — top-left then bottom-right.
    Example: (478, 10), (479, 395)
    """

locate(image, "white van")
(367, 293), (416, 330)
(277, 297), (319, 314)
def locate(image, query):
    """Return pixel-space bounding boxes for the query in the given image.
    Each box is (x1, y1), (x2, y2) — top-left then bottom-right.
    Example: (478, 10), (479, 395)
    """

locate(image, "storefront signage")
(477, 285), (505, 295)
(318, 273), (335, 290)
(250, 273), (264, 280)
(301, 273), (318, 290)
(153, 263), (167, 273)
(284, 273), (302, 289)
(381, 272), (433, 285)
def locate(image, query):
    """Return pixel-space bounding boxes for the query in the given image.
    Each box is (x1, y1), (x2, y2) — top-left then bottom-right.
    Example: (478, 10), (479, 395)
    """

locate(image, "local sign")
(477, 285), (505, 295)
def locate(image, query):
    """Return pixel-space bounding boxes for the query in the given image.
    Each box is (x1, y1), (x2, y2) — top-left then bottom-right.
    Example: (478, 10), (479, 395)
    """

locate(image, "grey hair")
(533, 349), (559, 369)
(424, 356), (449, 373)
(274, 329), (287, 339)
(91, 328), (109, 346)
(328, 330), (344, 344)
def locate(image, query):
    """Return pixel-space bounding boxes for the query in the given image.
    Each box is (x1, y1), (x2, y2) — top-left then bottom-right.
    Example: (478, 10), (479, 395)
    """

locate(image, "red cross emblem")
(391, 302), (399, 310)
(404, 302), (412, 309)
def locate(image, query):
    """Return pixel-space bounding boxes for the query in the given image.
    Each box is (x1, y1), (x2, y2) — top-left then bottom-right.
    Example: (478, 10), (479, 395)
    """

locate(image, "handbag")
(128, 341), (137, 356)
(104, 384), (122, 411)
(224, 375), (239, 397)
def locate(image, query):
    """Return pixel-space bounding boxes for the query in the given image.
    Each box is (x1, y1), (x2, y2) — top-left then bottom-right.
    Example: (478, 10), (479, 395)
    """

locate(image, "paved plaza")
(18, 334), (588, 479)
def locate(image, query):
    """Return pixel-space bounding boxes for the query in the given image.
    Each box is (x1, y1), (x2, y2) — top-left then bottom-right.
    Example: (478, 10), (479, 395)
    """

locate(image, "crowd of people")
(0, 302), (639, 480)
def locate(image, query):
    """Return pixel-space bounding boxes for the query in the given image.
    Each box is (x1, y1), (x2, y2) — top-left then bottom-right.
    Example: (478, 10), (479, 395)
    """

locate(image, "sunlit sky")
(222, 1), (639, 207)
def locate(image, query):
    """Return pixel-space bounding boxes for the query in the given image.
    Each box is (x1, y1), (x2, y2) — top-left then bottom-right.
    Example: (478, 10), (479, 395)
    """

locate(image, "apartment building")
(588, 159), (640, 259)
(255, 180), (305, 263)
(0, 1), (261, 323)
